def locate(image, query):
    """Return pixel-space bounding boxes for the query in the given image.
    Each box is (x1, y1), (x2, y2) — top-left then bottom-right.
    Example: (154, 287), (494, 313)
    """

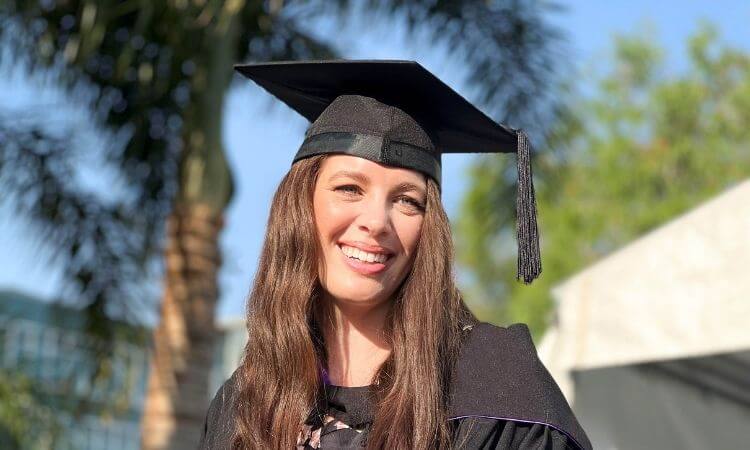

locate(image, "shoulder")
(448, 322), (592, 450)
(451, 322), (542, 386)
(448, 322), (550, 418)
(198, 371), (240, 450)
(456, 321), (537, 361)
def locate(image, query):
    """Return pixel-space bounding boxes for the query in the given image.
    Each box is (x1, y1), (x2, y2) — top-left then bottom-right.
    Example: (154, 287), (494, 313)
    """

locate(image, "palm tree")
(0, 1), (563, 448)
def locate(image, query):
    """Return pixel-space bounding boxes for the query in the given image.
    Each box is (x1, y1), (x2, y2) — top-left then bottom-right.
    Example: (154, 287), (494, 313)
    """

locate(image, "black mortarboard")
(234, 60), (541, 283)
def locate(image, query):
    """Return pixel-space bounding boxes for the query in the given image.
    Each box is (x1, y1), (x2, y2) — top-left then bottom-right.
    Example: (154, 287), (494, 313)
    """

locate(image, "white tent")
(538, 179), (750, 449)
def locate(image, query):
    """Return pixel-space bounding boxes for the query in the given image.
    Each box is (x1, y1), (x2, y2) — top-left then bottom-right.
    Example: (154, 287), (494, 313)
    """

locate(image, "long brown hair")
(231, 155), (475, 449)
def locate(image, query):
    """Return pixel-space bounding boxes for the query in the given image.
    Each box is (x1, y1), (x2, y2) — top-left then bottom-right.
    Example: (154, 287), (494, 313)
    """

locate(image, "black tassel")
(515, 130), (542, 283)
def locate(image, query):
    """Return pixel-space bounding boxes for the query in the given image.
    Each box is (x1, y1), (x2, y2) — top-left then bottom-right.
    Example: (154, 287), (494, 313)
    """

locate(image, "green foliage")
(0, 371), (64, 450)
(458, 25), (750, 339)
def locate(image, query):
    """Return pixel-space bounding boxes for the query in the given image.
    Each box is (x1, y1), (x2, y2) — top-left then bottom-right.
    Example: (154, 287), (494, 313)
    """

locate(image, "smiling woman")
(197, 60), (591, 450)
(313, 155), (429, 389)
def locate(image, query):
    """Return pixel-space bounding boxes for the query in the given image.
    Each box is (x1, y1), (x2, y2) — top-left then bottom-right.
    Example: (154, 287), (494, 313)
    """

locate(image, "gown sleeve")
(448, 323), (592, 450)
(451, 417), (577, 450)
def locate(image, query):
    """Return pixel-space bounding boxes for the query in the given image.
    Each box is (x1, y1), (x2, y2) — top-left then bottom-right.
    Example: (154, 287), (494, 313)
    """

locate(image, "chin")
(332, 291), (389, 306)
(324, 282), (392, 307)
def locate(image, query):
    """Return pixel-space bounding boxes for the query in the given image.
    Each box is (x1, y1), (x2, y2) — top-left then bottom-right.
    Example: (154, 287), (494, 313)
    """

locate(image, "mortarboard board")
(234, 60), (541, 284)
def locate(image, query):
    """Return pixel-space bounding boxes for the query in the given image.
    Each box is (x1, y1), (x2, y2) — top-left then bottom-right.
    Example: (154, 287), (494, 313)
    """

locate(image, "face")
(313, 155), (427, 308)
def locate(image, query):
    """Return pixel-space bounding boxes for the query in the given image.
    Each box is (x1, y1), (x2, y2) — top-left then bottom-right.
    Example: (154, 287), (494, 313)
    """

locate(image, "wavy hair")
(231, 155), (475, 449)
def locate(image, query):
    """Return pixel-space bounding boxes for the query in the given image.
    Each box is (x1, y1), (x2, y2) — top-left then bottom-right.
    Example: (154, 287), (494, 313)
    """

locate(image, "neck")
(321, 295), (392, 387)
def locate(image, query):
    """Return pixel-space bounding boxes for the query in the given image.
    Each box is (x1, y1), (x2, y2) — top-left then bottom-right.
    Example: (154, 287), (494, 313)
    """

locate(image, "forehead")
(318, 155), (427, 186)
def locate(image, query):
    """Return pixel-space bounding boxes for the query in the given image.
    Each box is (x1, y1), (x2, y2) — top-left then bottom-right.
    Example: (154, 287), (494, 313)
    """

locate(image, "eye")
(397, 195), (425, 212)
(334, 184), (361, 195)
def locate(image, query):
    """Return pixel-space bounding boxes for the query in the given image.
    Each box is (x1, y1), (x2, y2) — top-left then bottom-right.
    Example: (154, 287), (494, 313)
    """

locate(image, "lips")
(336, 243), (392, 275)
(340, 244), (391, 263)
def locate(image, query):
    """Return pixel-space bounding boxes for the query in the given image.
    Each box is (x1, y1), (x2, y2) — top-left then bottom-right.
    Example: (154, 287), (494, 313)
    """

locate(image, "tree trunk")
(140, 203), (224, 450)
(140, 5), (240, 447)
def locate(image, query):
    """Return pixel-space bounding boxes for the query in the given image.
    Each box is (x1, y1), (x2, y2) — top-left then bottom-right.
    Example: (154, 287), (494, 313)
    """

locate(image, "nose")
(356, 195), (391, 236)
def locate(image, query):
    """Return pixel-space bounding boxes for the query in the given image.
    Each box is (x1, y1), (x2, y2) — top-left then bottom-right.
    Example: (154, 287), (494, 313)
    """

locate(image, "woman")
(198, 60), (591, 449)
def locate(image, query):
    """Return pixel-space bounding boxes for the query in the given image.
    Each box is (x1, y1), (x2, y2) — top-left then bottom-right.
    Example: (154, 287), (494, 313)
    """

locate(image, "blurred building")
(538, 179), (750, 449)
(208, 316), (247, 397)
(0, 290), (150, 450)
(0, 289), (248, 449)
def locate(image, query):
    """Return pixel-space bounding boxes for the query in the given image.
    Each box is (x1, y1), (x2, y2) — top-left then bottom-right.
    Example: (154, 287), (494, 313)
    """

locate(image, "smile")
(339, 244), (389, 263)
(336, 244), (392, 275)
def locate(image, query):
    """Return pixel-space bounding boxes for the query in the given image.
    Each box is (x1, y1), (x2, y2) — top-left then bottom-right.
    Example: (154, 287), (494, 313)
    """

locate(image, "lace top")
(295, 383), (578, 449)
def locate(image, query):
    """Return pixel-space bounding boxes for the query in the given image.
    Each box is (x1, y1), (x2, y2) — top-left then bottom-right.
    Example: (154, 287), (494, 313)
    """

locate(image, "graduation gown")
(197, 322), (592, 449)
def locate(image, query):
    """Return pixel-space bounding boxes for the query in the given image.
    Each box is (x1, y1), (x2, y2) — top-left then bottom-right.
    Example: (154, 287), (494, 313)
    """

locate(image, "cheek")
(313, 194), (353, 243)
(395, 216), (424, 257)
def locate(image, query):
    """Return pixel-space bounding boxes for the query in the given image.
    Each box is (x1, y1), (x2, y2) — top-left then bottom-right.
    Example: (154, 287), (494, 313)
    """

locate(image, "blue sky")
(1, 1), (748, 325)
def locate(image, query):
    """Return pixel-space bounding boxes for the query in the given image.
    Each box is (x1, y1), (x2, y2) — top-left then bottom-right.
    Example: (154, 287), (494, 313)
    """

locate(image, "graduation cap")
(234, 60), (541, 284)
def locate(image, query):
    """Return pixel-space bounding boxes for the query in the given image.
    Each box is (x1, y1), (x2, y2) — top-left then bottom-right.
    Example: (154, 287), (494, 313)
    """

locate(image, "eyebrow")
(393, 181), (426, 198)
(328, 170), (370, 184)
(328, 171), (426, 197)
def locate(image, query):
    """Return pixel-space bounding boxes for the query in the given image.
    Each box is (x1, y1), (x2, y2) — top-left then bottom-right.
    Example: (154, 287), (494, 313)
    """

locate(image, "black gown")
(198, 322), (592, 450)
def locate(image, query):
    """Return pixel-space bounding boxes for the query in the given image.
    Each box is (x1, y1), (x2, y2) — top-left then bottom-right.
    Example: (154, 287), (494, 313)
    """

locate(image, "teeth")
(340, 245), (388, 263)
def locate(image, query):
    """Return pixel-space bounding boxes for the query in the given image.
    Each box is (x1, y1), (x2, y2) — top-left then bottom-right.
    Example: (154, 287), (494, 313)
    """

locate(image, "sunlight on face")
(313, 155), (427, 308)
